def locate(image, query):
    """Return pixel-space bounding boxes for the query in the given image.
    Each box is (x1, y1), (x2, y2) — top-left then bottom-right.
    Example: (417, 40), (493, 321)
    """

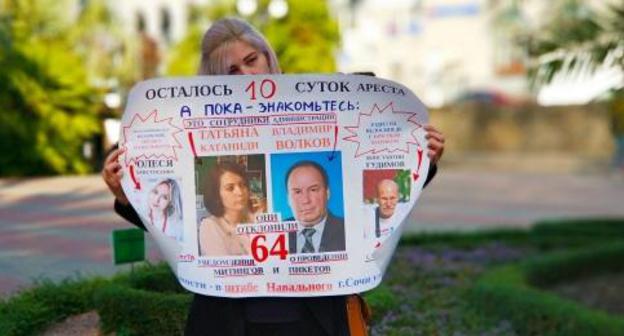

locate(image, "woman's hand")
(102, 148), (129, 205)
(424, 124), (445, 165)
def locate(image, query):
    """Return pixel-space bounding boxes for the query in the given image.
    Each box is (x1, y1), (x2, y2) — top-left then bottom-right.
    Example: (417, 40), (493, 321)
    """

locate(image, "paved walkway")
(0, 176), (161, 297)
(409, 169), (624, 232)
(1, 170), (624, 297)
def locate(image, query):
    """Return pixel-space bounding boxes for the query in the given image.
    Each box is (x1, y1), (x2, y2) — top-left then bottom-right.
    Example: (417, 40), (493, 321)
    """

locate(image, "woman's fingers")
(101, 148), (128, 204)
(424, 126), (445, 144)
(423, 124), (438, 133)
(427, 138), (443, 154)
(424, 125), (445, 165)
(427, 147), (444, 165)
(104, 148), (124, 165)
(103, 161), (121, 182)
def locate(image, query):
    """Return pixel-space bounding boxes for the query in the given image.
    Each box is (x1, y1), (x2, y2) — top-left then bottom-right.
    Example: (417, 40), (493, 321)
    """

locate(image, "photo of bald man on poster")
(363, 169), (411, 240)
(271, 151), (345, 254)
(375, 179), (401, 237)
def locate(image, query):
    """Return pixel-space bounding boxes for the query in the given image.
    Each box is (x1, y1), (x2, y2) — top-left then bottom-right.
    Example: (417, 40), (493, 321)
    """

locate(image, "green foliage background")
(0, 0), (102, 175)
(166, 0), (339, 76)
(0, 0), (339, 176)
(528, 0), (624, 136)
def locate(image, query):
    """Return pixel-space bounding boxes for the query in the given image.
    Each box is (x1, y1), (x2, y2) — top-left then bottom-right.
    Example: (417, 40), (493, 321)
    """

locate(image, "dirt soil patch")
(41, 310), (104, 336)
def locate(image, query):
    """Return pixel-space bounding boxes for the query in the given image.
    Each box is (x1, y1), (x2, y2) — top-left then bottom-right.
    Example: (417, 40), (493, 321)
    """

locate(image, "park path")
(1, 170), (623, 297)
(409, 169), (624, 232)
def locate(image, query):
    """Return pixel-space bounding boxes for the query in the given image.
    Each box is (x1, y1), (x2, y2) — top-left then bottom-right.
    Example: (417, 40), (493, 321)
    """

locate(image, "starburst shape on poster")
(122, 109), (183, 166)
(343, 102), (424, 157)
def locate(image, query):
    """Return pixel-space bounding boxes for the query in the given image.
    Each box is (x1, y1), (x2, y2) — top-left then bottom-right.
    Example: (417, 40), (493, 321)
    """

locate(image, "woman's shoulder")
(199, 215), (221, 233)
(200, 214), (219, 223)
(198, 215), (227, 256)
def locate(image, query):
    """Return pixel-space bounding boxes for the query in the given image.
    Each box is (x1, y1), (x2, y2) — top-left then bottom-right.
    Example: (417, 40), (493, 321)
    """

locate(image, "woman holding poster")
(103, 17), (445, 336)
(199, 161), (254, 256)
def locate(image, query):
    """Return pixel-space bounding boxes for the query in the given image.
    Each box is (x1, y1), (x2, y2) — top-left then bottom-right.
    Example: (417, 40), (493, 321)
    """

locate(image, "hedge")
(0, 263), (185, 336)
(401, 217), (624, 249)
(94, 284), (191, 336)
(113, 264), (185, 294)
(0, 277), (107, 336)
(470, 243), (624, 336)
(525, 241), (624, 287)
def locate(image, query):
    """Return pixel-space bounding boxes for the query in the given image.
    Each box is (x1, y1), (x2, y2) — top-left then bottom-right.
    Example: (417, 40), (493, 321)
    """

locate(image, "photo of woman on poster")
(147, 178), (183, 242)
(198, 161), (255, 256)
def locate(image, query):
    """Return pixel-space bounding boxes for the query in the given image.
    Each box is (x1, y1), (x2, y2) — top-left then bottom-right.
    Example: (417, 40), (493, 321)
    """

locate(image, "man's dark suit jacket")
(288, 213), (345, 254)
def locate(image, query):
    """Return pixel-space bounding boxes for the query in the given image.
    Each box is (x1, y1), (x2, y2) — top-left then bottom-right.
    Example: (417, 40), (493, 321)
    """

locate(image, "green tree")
(166, 24), (203, 76)
(0, 0), (102, 176)
(528, 0), (624, 137)
(528, 0), (608, 84)
(166, 0), (339, 75)
(68, 0), (142, 93)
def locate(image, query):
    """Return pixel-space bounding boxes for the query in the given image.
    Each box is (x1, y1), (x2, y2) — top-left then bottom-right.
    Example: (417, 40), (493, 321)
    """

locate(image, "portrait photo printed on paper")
(143, 177), (184, 242)
(194, 154), (267, 257)
(362, 169), (412, 243)
(270, 151), (346, 255)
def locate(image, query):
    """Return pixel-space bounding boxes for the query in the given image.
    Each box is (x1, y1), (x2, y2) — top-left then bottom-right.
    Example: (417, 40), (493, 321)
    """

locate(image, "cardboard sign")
(120, 74), (429, 297)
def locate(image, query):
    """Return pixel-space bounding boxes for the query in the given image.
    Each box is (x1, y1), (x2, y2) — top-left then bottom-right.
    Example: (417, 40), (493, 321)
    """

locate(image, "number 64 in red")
(251, 234), (288, 262)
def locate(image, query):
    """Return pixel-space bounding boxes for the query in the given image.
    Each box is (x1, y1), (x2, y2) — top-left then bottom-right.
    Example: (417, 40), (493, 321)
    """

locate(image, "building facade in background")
(103, 0), (189, 45)
(331, 0), (622, 107)
(331, 0), (544, 107)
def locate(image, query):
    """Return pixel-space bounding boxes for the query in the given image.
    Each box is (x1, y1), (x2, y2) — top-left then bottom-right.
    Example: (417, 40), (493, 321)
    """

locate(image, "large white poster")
(120, 74), (430, 297)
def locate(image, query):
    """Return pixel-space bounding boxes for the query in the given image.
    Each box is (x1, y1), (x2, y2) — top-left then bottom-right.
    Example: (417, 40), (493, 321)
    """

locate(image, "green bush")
(363, 284), (398, 321)
(113, 263), (185, 294)
(526, 242), (624, 287)
(470, 244), (624, 336)
(0, 263), (186, 336)
(401, 228), (529, 248)
(0, 277), (106, 336)
(94, 284), (191, 336)
(0, 291), (52, 336)
(401, 217), (624, 249)
(470, 281), (624, 335)
(533, 218), (624, 236)
(92, 263), (191, 335)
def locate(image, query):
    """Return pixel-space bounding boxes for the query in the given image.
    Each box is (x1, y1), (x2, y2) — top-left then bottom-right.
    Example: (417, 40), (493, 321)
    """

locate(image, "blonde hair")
(198, 17), (281, 75)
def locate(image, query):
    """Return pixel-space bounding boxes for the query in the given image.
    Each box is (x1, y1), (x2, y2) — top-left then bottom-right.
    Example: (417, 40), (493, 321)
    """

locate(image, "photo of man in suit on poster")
(271, 152), (345, 254)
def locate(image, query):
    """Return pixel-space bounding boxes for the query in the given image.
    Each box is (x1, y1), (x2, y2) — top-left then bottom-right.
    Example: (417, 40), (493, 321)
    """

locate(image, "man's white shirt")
(363, 202), (410, 240)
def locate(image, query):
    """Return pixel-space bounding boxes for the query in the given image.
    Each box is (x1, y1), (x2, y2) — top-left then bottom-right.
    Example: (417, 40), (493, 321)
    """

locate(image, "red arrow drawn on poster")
(187, 132), (198, 158)
(327, 125), (339, 161)
(129, 165), (141, 190)
(413, 147), (423, 181)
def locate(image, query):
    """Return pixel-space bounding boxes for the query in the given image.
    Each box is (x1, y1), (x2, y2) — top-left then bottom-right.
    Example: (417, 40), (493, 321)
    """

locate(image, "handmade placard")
(120, 74), (430, 297)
